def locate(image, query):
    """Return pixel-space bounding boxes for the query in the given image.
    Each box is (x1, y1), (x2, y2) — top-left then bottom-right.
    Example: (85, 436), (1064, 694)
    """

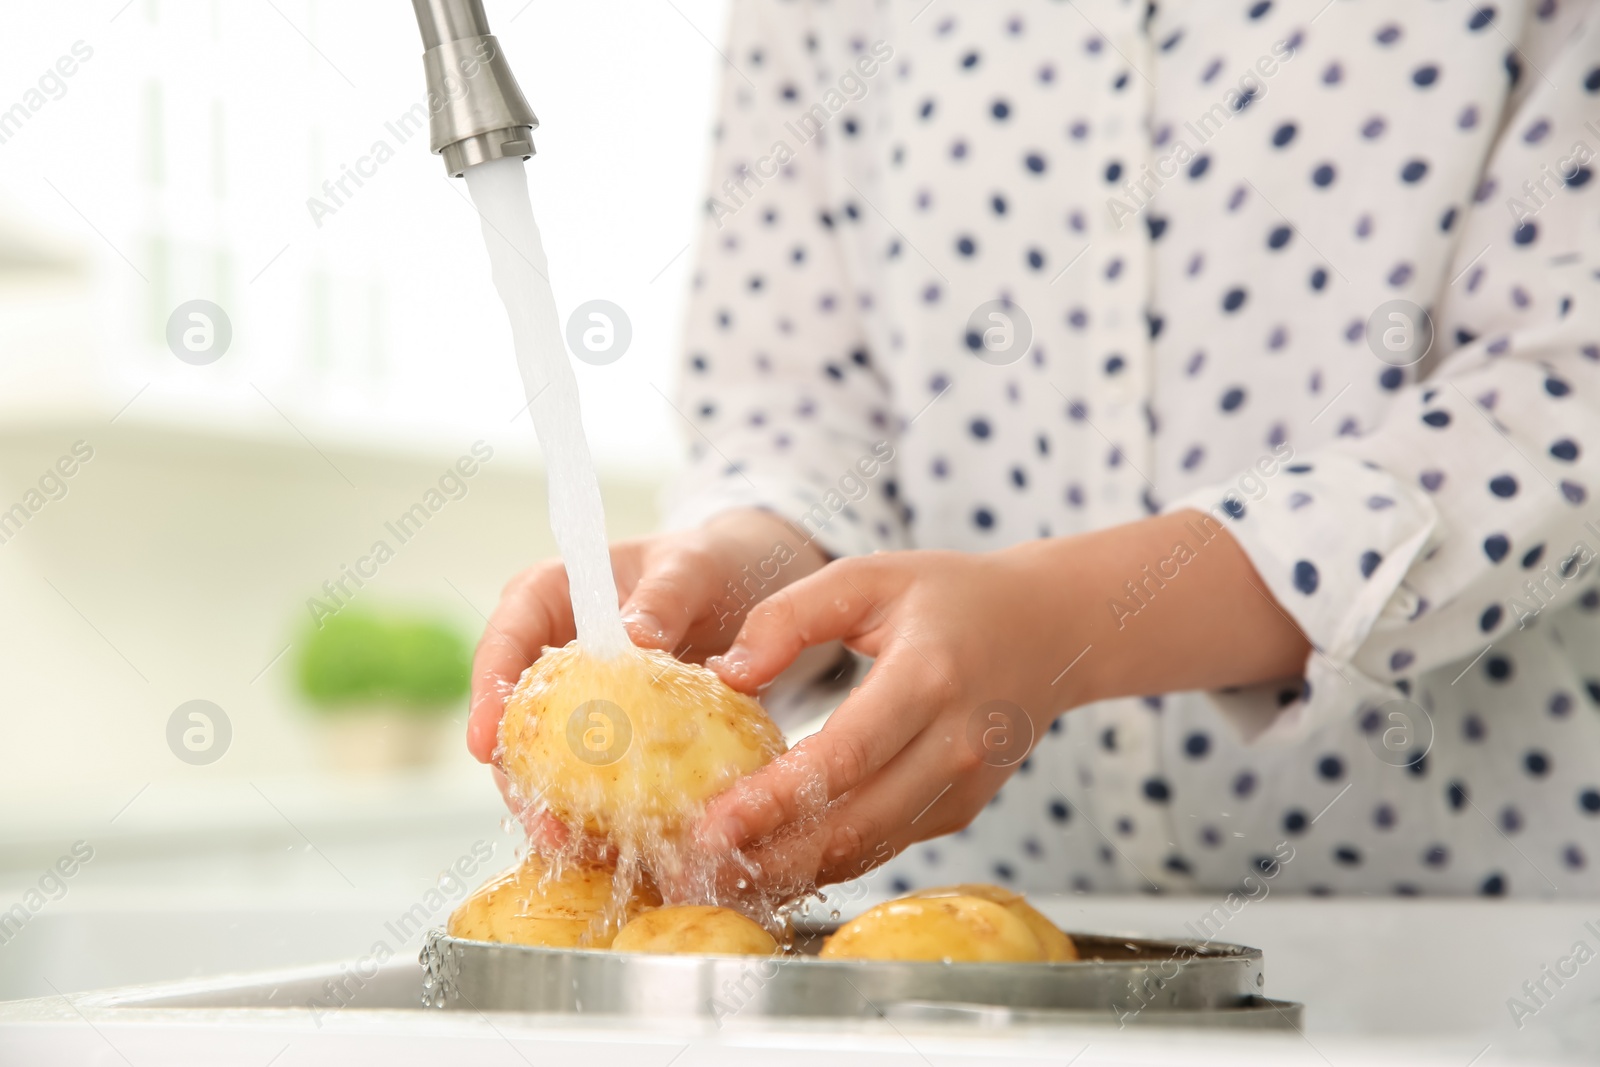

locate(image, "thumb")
(707, 561), (884, 693)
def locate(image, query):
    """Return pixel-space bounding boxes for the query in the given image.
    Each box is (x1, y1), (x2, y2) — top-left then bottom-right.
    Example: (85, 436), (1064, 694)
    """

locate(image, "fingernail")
(707, 648), (750, 678)
(622, 610), (666, 644)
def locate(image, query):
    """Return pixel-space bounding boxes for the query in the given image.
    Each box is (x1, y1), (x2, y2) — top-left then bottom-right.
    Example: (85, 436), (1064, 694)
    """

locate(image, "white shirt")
(664, 0), (1600, 897)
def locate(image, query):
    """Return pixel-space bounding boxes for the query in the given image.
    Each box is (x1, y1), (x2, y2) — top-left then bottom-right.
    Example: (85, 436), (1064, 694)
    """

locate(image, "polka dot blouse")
(663, 0), (1600, 897)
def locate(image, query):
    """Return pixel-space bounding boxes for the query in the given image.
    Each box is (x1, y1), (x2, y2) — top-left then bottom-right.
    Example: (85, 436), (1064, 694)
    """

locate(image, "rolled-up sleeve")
(1171, 23), (1600, 743)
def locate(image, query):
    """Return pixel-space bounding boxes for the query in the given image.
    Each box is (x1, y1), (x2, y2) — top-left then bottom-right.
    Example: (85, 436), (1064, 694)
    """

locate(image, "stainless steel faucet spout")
(411, 0), (539, 177)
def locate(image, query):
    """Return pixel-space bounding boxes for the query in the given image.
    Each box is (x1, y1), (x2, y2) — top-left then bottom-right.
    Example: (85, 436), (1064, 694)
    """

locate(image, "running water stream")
(460, 156), (831, 935)
(463, 157), (631, 660)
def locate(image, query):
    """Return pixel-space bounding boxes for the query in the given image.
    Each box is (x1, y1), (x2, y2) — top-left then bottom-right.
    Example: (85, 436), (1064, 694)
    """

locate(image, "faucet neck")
(411, 0), (539, 177)
(411, 0), (491, 50)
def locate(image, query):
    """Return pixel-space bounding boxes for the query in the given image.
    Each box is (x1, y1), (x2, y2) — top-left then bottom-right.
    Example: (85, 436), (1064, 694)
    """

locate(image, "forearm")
(1003, 509), (1311, 711)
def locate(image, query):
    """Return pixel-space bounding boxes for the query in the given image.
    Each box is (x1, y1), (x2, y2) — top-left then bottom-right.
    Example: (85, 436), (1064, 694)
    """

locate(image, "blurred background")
(0, 0), (723, 998)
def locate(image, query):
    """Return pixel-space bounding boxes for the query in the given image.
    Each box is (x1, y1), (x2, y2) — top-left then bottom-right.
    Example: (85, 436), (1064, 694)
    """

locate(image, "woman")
(472, 0), (1600, 898)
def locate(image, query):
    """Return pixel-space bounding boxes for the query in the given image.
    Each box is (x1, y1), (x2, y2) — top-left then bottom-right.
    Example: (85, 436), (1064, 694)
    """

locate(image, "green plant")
(296, 609), (470, 717)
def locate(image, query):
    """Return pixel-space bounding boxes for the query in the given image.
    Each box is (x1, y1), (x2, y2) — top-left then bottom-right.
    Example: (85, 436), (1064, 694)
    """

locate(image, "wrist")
(1003, 511), (1310, 714)
(992, 536), (1105, 714)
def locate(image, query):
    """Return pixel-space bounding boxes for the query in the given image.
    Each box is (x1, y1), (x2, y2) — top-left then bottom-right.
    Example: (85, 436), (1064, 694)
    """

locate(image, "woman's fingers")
(467, 564), (573, 762)
(811, 733), (1002, 885)
(736, 728), (998, 890)
(706, 560), (894, 693)
(696, 643), (951, 851)
(619, 544), (726, 652)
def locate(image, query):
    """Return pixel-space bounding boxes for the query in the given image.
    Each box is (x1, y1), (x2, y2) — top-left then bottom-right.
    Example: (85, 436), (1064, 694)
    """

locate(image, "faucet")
(411, 0), (539, 177)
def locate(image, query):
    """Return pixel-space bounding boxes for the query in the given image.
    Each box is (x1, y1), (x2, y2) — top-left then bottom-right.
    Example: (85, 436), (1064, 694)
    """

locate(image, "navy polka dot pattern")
(665, 1), (1600, 897)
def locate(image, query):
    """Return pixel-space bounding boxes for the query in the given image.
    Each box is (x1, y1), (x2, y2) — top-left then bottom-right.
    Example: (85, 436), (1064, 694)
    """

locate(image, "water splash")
(504, 744), (838, 941)
(419, 929), (459, 1008)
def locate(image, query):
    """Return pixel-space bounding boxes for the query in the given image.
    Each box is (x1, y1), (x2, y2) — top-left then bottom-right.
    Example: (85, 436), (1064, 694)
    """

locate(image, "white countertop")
(3, 893), (1597, 1064)
(0, 1005), (1559, 1067)
(4, 777), (1597, 1063)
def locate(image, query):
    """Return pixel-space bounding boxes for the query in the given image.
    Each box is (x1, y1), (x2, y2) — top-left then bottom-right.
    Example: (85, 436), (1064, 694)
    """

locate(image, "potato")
(447, 856), (659, 948)
(611, 905), (779, 956)
(908, 884), (1077, 961)
(819, 896), (1047, 963)
(498, 642), (787, 839)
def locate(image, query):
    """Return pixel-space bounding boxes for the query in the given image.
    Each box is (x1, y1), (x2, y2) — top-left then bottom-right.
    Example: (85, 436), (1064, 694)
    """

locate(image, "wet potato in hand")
(498, 642), (787, 840)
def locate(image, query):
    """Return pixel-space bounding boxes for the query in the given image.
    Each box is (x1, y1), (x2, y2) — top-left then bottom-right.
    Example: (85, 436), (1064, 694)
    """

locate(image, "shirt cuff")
(1165, 448), (1440, 744)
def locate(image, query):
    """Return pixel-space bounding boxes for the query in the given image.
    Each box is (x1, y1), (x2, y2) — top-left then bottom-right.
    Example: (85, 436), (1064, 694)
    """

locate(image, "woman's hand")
(467, 507), (827, 763)
(697, 547), (1066, 888)
(698, 510), (1311, 887)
